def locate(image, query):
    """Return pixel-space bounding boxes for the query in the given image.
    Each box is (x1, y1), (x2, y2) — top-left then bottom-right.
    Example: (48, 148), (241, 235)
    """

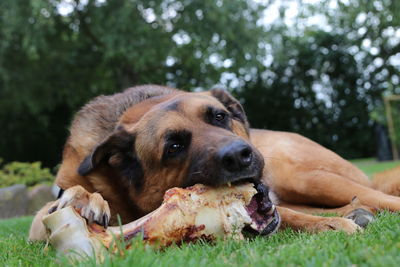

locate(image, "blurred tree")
(236, 0), (400, 159)
(317, 0), (400, 102)
(0, 0), (266, 166)
(1, 0), (399, 166)
(239, 29), (373, 158)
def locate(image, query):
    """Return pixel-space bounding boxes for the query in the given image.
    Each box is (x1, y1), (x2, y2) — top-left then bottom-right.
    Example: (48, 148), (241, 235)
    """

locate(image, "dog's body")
(30, 85), (400, 240)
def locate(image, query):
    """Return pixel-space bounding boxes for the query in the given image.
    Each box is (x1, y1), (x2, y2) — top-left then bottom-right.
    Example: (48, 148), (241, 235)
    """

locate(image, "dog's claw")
(103, 214), (109, 228)
(87, 210), (95, 225)
(47, 186), (111, 229)
(48, 206), (57, 214)
(93, 214), (109, 228)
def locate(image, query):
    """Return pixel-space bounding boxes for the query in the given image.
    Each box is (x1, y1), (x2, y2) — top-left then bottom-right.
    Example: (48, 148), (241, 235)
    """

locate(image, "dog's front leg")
(29, 185), (110, 241)
(29, 202), (56, 241)
(277, 206), (361, 234)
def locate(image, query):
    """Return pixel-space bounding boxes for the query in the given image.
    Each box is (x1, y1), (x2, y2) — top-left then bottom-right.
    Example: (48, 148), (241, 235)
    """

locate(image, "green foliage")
(238, 28), (376, 158)
(235, 0), (400, 159)
(1, 0), (400, 165)
(0, 0), (266, 166)
(388, 101), (400, 147)
(0, 160), (54, 188)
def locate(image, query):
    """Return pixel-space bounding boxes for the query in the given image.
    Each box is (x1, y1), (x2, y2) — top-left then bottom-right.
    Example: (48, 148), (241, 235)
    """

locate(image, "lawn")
(1, 159), (400, 267)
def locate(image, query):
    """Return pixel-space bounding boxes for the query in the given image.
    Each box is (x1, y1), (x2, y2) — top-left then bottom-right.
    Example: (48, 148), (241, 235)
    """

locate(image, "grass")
(1, 159), (400, 267)
(0, 216), (56, 266)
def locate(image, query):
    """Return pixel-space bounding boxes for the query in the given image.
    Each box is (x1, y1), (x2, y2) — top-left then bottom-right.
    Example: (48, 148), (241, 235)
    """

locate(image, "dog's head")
(78, 89), (264, 213)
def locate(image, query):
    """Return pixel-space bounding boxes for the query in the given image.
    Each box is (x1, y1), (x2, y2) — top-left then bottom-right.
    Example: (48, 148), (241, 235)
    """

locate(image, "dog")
(29, 85), (400, 240)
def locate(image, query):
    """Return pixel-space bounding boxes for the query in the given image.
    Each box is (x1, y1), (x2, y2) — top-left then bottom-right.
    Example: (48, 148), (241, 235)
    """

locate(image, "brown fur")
(372, 166), (400, 196)
(29, 85), (400, 240)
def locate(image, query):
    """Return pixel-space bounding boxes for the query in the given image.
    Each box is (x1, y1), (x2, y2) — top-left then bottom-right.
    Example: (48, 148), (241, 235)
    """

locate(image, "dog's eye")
(167, 143), (184, 154)
(215, 112), (226, 121)
(163, 130), (191, 161)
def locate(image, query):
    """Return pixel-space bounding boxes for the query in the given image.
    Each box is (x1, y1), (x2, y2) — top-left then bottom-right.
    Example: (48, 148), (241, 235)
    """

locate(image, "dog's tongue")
(245, 183), (280, 235)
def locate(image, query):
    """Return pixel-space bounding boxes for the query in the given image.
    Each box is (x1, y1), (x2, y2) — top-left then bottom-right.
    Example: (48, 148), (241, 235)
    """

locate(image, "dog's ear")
(209, 88), (250, 130)
(78, 128), (135, 175)
(78, 128), (144, 188)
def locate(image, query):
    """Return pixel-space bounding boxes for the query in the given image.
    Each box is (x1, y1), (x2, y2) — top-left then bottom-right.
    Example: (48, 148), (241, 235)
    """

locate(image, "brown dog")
(29, 85), (400, 240)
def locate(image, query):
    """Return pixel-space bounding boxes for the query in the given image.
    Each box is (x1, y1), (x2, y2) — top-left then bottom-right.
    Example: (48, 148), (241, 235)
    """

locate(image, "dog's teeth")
(267, 205), (276, 216)
(227, 182), (232, 187)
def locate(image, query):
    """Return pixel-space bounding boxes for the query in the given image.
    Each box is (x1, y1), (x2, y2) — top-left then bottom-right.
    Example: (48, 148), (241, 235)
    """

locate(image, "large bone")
(43, 183), (258, 260)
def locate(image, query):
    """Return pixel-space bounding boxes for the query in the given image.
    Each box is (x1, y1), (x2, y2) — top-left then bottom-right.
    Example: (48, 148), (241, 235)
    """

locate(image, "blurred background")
(0, 0), (400, 205)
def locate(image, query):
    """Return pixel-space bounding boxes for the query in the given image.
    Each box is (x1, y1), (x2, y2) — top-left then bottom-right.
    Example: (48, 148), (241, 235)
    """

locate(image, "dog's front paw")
(48, 185), (111, 228)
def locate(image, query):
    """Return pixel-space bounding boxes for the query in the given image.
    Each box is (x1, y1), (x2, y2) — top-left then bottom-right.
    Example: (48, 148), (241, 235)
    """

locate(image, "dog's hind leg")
(277, 206), (361, 234)
(279, 197), (376, 216)
(270, 170), (400, 212)
(372, 166), (400, 196)
(279, 199), (376, 228)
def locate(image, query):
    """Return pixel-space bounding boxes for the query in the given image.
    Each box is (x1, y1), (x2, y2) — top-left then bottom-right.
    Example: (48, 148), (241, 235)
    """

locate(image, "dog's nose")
(217, 140), (253, 172)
